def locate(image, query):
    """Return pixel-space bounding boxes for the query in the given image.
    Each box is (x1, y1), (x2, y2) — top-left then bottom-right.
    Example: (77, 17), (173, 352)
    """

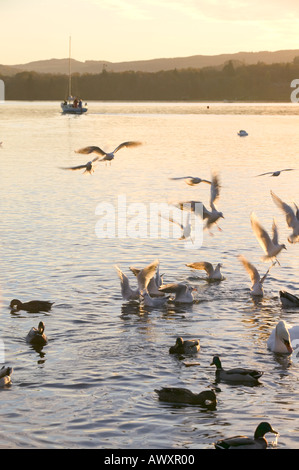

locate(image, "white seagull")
(271, 191), (299, 244)
(158, 283), (196, 303)
(250, 213), (286, 264)
(60, 157), (99, 174)
(169, 176), (211, 186)
(175, 172), (224, 234)
(159, 211), (192, 242)
(186, 261), (224, 281)
(255, 169), (295, 177)
(129, 261), (165, 297)
(115, 260), (159, 301)
(238, 255), (274, 297)
(140, 290), (169, 308)
(114, 266), (139, 301)
(75, 141), (142, 164)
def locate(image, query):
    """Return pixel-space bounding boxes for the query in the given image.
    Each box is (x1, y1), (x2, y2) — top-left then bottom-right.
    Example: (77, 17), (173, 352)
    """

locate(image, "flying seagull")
(270, 190), (299, 244)
(60, 157), (99, 174)
(75, 141), (142, 164)
(255, 169), (295, 177)
(250, 213), (286, 264)
(169, 176), (211, 186)
(159, 211), (193, 242)
(175, 172), (224, 234)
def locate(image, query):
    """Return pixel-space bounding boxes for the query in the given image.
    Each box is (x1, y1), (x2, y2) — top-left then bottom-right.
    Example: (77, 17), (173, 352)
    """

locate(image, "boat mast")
(68, 36), (72, 98)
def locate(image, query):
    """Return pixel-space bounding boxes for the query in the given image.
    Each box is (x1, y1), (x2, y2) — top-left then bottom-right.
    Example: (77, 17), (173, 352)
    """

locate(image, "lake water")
(1, 101), (299, 450)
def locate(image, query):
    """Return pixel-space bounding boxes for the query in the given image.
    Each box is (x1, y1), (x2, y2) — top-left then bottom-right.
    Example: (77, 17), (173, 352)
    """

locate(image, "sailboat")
(61, 37), (88, 114)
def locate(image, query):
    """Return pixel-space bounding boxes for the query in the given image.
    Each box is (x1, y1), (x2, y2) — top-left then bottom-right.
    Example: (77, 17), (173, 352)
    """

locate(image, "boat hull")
(61, 103), (87, 114)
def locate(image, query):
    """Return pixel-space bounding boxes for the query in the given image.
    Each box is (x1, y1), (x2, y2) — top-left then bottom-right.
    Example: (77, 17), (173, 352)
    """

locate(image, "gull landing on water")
(186, 261), (224, 281)
(250, 213), (286, 265)
(129, 261), (165, 297)
(158, 283), (196, 303)
(270, 191), (299, 244)
(114, 259), (159, 302)
(75, 141), (142, 164)
(238, 255), (275, 297)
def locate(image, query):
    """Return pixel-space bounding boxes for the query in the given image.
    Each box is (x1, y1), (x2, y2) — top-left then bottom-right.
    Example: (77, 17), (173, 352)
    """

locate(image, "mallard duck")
(155, 387), (216, 407)
(169, 337), (200, 355)
(0, 366), (13, 387)
(214, 421), (278, 449)
(280, 291), (299, 308)
(26, 321), (48, 346)
(210, 356), (263, 385)
(10, 299), (54, 313)
(267, 320), (299, 354)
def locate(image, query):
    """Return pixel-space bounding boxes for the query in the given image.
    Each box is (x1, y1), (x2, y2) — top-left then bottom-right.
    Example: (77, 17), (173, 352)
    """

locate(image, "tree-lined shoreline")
(1, 61), (299, 102)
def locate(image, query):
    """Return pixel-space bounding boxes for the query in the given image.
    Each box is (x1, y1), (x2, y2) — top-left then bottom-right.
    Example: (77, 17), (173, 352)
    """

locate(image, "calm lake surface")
(1, 101), (299, 449)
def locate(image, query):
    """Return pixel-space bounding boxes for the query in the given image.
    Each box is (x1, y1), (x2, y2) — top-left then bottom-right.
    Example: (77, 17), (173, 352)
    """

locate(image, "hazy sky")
(2, 0), (299, 64)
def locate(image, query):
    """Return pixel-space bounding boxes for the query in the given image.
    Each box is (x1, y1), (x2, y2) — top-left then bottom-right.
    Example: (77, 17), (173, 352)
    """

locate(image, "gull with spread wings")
(114, 259), (159, 302)
(238, 255), (275, 297)
(255, 169), (295, 177)
(175, 172), (224, 235)
(159, 211), (193, 242)
(75, 141), (142, 164)
(271, 190), (299, 244)
(186, 261), (224, 281)
(169, 176), (211, 186)
(60, 157), (99, 174)
(250, 213), (286, 264)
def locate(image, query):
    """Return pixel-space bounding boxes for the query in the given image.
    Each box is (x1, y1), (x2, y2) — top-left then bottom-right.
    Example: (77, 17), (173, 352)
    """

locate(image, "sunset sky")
(2, 0), (299, 64)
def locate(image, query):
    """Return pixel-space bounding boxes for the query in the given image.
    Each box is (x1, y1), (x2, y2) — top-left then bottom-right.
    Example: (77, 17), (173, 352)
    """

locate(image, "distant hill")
(2, 49), (299, 75)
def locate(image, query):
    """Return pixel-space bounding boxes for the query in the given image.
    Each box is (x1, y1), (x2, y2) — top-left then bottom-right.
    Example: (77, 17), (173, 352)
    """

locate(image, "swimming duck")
(210, 356), (263, 385)
(267, 320), (299, 354)
(280, 290), (299, 308)
(214, 421), (278, 449)
(26, 321), (48, 346)
(10, 299), (54, 313)
(186, 261), (224, 281)
(155, 387), (217, 407)
(0, 366), (13, 387)
(169, 337), (200, 355)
